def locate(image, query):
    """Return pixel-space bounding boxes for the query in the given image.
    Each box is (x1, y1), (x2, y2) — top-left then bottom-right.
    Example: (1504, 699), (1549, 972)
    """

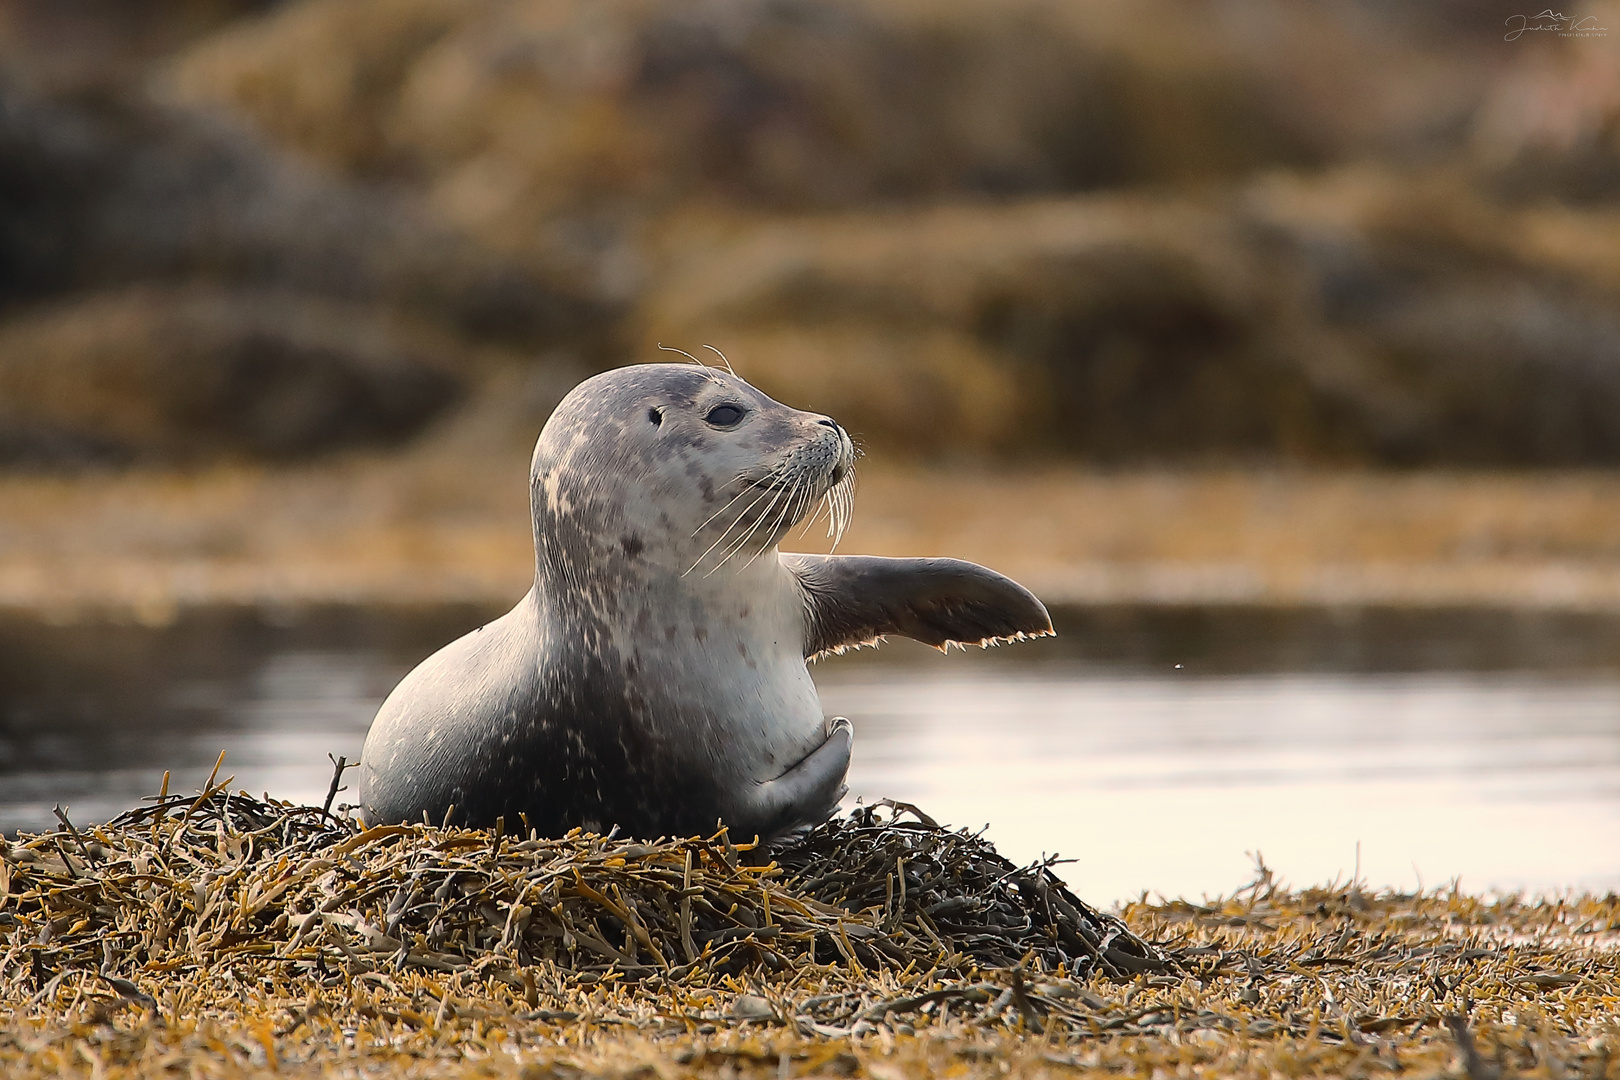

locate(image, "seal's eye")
(647, 407), (663, 427)
(704, 404), (745, 428)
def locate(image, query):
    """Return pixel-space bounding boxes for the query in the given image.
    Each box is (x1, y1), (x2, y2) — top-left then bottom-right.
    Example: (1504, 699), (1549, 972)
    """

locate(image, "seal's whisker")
(828, 472), (855, 552)
(708, 481), (793, 575)
(800, 487), (834, 539)
(795, 480), (822, 537)
(768, 479), (813, 553)
(802, 472), (847, 544)
(656, 342), (702, 365)
(686, 477), (785, 576)
(798, 480), (824, 541)
(656, 342), (722, 383)
(691, 471), (775, 537)
(742, 478), (811, 570)
(709, 479), (792, 572)
(685, 478), (785, 576)
(733, 473), (810, 570)
(797, 490), (833, 538)
(701, 344), (736, 377)
(728, 478), (798, 565)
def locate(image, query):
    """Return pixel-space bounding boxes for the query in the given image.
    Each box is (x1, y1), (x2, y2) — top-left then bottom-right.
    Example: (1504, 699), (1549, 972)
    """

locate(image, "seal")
(359, 361), (1053, 840)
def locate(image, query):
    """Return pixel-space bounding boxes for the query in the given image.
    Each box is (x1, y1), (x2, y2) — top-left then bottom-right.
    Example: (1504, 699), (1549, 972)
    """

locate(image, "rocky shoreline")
(7, 463), (1620, 619)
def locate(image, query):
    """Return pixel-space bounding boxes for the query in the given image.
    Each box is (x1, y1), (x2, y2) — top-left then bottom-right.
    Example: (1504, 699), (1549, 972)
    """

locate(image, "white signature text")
(1505, 9), (1609, 39)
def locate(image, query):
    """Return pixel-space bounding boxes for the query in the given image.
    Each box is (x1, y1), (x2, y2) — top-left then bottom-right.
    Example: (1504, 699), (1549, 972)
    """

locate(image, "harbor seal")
(359, 362), (1053, 840)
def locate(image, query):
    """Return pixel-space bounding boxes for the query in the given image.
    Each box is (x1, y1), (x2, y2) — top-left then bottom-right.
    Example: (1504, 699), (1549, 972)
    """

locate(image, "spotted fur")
(360, 363), (1051, 840)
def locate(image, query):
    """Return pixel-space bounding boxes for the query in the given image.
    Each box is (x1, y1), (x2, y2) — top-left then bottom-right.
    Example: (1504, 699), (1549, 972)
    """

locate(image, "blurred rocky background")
(3, 0), (1620, 612)
(2, 0), (1618, 468)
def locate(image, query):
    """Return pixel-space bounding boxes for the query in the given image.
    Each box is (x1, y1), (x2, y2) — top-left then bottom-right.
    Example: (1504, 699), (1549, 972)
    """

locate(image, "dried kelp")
(1, 775), (1617, 1080)
(776, 801), (1164, 978)
(0, 782), (1163, 998)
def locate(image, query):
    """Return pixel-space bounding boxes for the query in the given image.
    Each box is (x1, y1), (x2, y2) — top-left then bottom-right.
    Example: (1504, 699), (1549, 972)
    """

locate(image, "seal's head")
(532, 362), (855, 580)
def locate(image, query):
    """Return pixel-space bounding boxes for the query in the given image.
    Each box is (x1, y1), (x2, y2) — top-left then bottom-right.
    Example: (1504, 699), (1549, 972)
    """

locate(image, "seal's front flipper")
(744, 716), (852, 839)
(784, 553), (1054, 659)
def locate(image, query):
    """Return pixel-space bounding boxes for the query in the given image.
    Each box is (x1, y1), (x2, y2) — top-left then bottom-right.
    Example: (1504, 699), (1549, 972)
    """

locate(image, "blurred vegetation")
(2, 0), (1619, 467)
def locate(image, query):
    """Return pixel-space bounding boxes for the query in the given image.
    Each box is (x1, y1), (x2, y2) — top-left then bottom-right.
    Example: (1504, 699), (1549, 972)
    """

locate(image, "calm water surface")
(2, 605), (1617, 904)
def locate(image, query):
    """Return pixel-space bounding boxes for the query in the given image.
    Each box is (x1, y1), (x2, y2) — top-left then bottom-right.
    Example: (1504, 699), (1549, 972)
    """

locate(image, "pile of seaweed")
(2, 769), (1618, 1080)
(0, 767), (1164, 1018)
(772, 803), (1162, 978)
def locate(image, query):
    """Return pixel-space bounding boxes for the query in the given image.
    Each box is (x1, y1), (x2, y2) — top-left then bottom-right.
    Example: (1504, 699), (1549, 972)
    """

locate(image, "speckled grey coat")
(359, 364), (1051, 840)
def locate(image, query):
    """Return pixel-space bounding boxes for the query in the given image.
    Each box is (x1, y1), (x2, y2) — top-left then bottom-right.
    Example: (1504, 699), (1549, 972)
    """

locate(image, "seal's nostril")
(818, 418), (840, 431)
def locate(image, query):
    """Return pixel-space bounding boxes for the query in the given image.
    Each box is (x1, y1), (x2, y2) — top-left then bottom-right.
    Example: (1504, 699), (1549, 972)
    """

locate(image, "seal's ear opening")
(648, 407), (663, 427)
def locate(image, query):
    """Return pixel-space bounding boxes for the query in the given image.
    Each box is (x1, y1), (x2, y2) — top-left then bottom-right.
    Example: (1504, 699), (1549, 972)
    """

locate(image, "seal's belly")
(722, 657), (827, 780)
(618, 573), (828, 784)
(641, 648), (824, 781)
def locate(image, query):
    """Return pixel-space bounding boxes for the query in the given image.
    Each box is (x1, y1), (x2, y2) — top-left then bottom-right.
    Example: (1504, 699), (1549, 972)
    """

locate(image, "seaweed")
(1, 770), (1616, 1079)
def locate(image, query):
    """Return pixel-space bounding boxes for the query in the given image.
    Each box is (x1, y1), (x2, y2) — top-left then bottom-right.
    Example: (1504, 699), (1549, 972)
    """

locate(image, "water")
(827, 669), (1620, 903)
(2, 605), (1618, 904)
